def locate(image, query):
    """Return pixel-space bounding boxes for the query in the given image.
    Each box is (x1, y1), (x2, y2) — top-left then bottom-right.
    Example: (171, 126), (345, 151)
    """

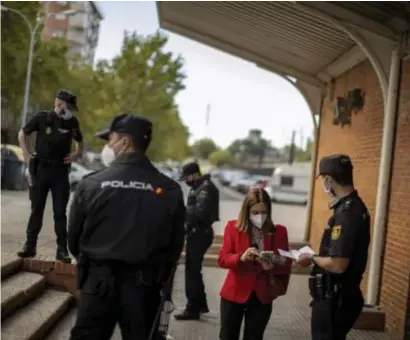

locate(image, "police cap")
(56, 89), (78, 111)
(179, 162), (201, 181)
(317, 154), (353, 183)
(95, 113), (153, 143)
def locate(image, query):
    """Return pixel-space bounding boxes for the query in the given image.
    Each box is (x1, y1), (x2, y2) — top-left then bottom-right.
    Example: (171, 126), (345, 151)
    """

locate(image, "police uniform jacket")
(313, 190), (370, 288)
(23, 111), (83, 162)
(185, 174), (219, 230)
(67, 152), (186, 267)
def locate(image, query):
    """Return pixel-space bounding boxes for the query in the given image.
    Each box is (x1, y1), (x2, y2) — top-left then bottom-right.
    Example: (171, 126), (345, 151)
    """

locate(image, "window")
(280, 175), (294, 187)
(54, 12), (67, 20)
(51, 29), (65, 38)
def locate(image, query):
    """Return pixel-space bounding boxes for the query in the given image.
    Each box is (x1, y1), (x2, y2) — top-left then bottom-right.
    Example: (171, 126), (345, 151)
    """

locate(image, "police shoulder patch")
(331, 225), (342, 240)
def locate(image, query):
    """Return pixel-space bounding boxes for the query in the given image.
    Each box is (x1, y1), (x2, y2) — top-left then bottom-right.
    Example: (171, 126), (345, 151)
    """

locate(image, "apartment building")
(43, 1), (103, 65)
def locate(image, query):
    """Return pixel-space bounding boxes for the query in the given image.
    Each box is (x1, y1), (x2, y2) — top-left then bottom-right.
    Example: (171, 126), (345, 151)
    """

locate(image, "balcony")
(67, 30), (86, 45)
(68, 12), (86, 30)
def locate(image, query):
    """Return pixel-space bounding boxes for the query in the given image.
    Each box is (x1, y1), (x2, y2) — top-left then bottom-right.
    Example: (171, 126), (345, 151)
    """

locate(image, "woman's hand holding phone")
(240, 247), (260, 262)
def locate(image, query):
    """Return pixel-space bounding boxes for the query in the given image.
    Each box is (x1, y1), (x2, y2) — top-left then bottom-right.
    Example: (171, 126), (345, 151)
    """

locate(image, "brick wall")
(379, 59), (410, 340)
(309, 59), (410, 339)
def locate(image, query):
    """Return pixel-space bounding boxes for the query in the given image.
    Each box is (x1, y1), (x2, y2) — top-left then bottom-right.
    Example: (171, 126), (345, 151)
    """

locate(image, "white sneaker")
(166, 335), (175, 340)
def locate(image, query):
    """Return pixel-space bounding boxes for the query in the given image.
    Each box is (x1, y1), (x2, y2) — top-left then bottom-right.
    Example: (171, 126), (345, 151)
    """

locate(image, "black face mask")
(186, 179), (200, 188)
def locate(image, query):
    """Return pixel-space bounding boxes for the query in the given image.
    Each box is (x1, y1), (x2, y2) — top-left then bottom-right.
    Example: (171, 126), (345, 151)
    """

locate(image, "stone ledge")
(354, 306), (385, 331)
(22, 257), (77, 298)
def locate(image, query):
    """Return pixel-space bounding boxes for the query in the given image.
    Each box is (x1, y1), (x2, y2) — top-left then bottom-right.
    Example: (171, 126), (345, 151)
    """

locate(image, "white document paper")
(278, 246), (315, 261)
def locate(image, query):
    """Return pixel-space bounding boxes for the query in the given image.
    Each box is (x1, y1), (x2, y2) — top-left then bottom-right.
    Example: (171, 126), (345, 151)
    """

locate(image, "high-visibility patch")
(199, 190), (208, 197)
(331, 226), (342, 240)
(46, 127), (52, 135)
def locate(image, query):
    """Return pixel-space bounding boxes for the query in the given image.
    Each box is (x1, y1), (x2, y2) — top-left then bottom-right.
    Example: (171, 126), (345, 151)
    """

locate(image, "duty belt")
(309, 273), (340, 300)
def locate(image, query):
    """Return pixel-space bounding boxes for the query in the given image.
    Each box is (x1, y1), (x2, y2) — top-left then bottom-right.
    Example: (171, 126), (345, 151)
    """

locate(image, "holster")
(76, 254), (90, 290)
(28, 155), (39, 181)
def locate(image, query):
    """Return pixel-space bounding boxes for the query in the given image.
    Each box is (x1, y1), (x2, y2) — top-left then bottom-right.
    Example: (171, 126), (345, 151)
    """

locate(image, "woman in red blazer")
(217, 188), (292, 340)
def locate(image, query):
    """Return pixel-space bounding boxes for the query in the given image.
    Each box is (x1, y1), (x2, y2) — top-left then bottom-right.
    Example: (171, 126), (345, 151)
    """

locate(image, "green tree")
(66, 31), (190, 161)
(191, 138), (219, 160)
(1, 2), (71, 130)
(1, 1), (40, 128)
(242, 129), (270, 166)
(209, 149), (235, 167)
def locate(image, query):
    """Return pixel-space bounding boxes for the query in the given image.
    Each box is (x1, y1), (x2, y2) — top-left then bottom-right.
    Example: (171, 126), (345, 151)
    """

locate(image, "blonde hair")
(236, 188), (274, 234)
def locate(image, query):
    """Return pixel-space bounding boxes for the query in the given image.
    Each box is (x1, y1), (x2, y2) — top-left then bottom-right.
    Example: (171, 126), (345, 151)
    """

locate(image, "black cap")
(179, 162), (201, 181)
(317, 154), (353, 182)
(95, 113), (153, 142)
(56, 89), (78, 111)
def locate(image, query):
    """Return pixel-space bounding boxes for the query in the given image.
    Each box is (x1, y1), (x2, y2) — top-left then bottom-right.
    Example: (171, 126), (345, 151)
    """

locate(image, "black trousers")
(185, 227), (214, 312)
(311, 290), (364, 340)
(71, 267), (164, 340)
(26, 165), (70, 247)
(219, 293), (272, 340)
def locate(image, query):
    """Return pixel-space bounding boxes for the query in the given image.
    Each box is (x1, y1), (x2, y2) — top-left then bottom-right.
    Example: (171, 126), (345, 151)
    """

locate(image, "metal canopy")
(157, 1), (410, 88)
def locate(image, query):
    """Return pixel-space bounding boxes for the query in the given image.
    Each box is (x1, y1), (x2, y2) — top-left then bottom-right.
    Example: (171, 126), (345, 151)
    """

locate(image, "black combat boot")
(174, 309), (200, 321)
(56, 245), (71, 263)
(17, 243), (37, 258)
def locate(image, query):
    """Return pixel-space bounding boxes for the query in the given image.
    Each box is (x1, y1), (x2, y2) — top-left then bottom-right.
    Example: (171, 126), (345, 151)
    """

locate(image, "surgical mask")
(323, 178), (336, 197)
(60, 109), (74, 120)
(249, 214), (267, 229)
(100, 138), (125, 167)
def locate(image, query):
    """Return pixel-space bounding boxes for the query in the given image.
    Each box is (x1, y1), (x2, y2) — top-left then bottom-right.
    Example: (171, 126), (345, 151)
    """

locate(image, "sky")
(94, 1), (313, 149)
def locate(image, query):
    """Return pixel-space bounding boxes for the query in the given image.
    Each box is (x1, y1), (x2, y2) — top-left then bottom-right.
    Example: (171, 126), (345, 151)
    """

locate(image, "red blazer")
(218, 220), (292, 304)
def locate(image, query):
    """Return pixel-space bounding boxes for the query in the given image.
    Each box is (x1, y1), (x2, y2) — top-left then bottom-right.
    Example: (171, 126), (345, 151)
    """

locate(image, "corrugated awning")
(157, 1), (410, 88)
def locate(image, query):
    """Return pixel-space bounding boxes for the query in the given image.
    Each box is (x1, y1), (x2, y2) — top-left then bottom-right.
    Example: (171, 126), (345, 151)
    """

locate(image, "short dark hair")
(332, 174), (354, 187)
(237, 188), (274, 234)
(120, 133), (151, 153)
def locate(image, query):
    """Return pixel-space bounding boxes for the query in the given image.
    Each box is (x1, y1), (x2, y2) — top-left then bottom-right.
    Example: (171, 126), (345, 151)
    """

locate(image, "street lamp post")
(1, 5), (77, 128)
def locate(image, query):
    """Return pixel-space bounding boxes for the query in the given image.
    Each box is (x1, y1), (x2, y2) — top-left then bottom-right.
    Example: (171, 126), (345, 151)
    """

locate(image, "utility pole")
(288, 130), (296, 165)
(204, 104), (210, 138)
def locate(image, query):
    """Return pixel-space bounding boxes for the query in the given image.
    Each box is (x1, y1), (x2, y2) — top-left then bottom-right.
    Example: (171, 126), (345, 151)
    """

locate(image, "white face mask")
(101, 144), (115, 167)
(249, 214), (267, 229)
(61, 109), (73, 120)
(323, 178), (335, 197)
(100, 138), (126, 167)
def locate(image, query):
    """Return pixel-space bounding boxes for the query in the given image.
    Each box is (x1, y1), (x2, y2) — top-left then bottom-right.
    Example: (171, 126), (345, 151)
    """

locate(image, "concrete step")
(179, 252), (312, 274)
(46, 308), (123, 340)
(1, 290), (74, 340)
(1, 255), (22, 280)
(1, 272), (46, 320)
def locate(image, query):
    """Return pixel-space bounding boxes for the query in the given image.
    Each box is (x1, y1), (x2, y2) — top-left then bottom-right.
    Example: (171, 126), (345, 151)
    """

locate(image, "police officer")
(174, 162), (220, 320)
(68, 113), (185, 340)
(17, 89), (84, 262)
(297, 154), (370, 340)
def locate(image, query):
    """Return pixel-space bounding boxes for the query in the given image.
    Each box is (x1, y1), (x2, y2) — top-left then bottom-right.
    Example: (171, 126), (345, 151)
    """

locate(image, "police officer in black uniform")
(17, 89), (84, 262)
(68, 113), (185, 340)
(297, 154), (370, 340)
(174, 162), (220, 320)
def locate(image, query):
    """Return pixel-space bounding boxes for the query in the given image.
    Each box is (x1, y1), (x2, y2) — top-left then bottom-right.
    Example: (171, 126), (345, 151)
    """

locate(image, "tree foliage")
(209, 149), (235, 167)
(227, 129), (270, 165)
(1, 4), (190, 161)
(190, 138), (219, 160)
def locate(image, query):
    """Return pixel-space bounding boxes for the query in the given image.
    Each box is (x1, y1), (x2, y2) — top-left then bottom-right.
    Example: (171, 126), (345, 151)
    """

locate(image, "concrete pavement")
(1, 190), (390, 339)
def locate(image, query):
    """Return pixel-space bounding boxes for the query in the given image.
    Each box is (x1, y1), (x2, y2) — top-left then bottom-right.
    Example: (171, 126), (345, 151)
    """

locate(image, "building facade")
(43, 1), (103, 65)
(309, 59), (410, 340)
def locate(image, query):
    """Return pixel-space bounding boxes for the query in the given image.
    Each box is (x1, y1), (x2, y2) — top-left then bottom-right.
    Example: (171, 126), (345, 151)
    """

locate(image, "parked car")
(264, 163), (310, 205)
(219, 170), (247, 186)
(233, 175), (270, 193)
(68, 162), (94, 191)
